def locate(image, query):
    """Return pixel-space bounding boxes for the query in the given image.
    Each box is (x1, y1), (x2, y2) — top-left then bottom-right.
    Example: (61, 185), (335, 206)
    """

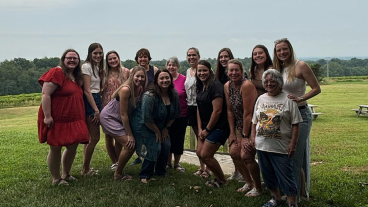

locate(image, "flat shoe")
(64, 175), (78, 181)
(237, 183), (252, 192)
(53, 178), (69, 186)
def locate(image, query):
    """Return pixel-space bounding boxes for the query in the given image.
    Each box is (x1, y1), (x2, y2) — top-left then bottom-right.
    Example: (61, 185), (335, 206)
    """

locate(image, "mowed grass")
(1, 82), (368, 207)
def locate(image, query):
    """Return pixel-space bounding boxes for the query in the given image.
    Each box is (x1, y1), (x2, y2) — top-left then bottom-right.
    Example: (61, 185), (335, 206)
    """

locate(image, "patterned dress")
(229, 78), (247, 132)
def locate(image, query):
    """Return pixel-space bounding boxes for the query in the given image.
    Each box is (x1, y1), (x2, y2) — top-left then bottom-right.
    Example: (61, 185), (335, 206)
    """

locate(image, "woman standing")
(100, 66), (146, 180)
(38, 49), (89, 185)
(273, 38), (321, 201)
(185, 47), (210, 177)
(131, 69), (181, 183)
(215, 48), (234, 85)
(249, 45), (273, 97)
(196, 60), (229, 187)
(224, 59), (263, 196)
(101, 51), (130, 170)
(251, 69), (302, 207)
(81, 43), (104, 175)
(166, 57), (187, 172)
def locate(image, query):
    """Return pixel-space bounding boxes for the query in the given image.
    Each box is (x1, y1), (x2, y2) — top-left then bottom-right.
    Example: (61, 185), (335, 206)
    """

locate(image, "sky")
(0, 0), (366, 61)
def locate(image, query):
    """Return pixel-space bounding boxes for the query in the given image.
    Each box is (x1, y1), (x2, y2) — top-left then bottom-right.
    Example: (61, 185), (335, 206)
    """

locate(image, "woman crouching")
(250, 69), (302, 207)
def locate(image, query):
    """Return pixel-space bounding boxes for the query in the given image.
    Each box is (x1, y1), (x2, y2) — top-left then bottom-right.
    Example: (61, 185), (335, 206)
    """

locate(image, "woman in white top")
(273, 38), (321, 201)
(81, 43), (104, 175)
(184, 47), (210, 178)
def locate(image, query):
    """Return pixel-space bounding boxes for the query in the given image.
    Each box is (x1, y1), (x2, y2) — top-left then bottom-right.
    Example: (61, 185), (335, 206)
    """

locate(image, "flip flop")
(114, 173), (133, 181)
(53, 178), (69, 186)
(64, 174), (78, 181)
(237, 183), (253, 192)
(205, 178), (226, 188)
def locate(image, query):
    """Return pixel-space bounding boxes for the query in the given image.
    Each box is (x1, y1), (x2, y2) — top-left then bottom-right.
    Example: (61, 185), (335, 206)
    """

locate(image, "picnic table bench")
(308, 104), (323, 120)
(352, 105), (368, 117)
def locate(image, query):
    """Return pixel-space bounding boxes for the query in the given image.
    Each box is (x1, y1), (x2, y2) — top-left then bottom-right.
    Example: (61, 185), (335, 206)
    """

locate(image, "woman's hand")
(126, 135), (135, 149)
(92, 111), (100, 125)
(161, 128), (169, 142)
(228, 133), (237, 147)
(155, 131), (162, 143)
(288, 142), (297, 158)
(243, 138), (254, 153)
(287, 93), (302, 103)
(200, 129), (209, 140)
(44, 116), (54, 128)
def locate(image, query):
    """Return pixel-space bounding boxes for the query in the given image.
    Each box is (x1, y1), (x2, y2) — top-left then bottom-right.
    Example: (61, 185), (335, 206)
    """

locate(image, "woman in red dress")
(37, 49), (89, 185)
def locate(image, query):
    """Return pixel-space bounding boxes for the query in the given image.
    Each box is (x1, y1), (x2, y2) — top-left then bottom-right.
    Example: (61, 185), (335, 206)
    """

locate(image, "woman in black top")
(196, 60), (230, 187)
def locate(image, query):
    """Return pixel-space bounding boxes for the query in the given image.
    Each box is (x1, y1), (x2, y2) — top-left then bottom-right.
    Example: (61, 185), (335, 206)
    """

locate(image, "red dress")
(37, 67), (89, 146)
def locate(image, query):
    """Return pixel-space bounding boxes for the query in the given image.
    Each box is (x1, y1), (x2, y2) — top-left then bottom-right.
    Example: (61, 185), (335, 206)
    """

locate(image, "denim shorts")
(205, 128), (229, 145)
(83, 93), (102, 117)
(257, 150), (297, 196)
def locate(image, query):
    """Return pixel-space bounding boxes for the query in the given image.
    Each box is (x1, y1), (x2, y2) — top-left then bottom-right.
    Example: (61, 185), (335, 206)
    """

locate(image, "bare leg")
(287, 196), (298, 207)
(167, 153), (173, 166)
(200, 141), (227, 184)
(300, 168), (307, 197)
(105, 134), (118, 164)
(61, 143), (78, 178)
(114, 135), (134, 178)
(47, 145), (62, 183)
(193, 126), (206, 170)
(173, 154), (181, 166)
(269, 188), (281, 201)
(229, 138), (253, 188)
(241, 138), (262, 191)
(82, 117), (100, 174)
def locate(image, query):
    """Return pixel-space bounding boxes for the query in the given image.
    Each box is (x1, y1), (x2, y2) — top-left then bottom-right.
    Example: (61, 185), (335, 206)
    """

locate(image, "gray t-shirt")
(252, 92), (302, 154)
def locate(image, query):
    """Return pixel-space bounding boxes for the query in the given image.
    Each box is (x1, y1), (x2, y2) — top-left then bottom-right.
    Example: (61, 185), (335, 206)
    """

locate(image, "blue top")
(131, 90), (181, 161)
(146, 65), (155, 87)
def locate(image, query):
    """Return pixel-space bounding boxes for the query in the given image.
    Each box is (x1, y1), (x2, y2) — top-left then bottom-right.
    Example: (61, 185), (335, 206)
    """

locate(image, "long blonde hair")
(112, 66), (146, 107)
(103, 51), (128, 90)
(273, 38), (297, 82)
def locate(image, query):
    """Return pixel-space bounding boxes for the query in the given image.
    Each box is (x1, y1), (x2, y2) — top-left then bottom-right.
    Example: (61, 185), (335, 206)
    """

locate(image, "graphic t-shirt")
(252, 92), (302, 154)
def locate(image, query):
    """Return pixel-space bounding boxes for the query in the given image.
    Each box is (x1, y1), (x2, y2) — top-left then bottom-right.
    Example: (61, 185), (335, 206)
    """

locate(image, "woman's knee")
(229, 146), (241, 160)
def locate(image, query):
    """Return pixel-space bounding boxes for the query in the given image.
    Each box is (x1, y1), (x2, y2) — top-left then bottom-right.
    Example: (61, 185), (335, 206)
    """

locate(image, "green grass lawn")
(1, 82), (368, 207)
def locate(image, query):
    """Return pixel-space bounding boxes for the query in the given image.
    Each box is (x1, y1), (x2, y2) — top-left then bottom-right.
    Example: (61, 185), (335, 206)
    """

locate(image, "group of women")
(37, 38), (320, 207)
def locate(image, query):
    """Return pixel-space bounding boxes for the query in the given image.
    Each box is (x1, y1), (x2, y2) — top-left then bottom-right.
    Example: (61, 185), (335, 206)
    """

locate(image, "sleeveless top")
(184, 68), (197, 106)
(147, 65), (155, 87)
(251, 79), (267, 98)
(115, 85), (138, 117)
(229, 78), (247, 131)
(282, 60), (307, 106)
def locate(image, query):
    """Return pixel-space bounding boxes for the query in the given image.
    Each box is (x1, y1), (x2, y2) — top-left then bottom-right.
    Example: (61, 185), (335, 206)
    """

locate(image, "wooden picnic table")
(352, 105), (368, 117)
(308, 104), (323, 120)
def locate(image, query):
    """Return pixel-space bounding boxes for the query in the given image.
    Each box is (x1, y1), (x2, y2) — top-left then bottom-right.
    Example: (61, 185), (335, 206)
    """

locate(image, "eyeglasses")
(274, 38), (288, 44)
(65, 57), (78, 60)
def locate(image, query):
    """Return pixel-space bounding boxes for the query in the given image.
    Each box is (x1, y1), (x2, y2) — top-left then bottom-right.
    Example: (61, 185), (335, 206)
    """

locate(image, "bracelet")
(205, 127), (211, 132)
(298, 97), (304, 102)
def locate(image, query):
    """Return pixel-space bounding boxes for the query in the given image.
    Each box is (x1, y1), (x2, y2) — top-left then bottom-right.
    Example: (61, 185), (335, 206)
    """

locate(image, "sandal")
(193, 169), (204, 176)
(81, 168), (99, 176)
(110, 162), (118, 171)
(52, 178), (69, 186)
(201, 169), (211, 178)
(245, 187), (262, 197)
(174, 164), (185, 172)
(140, 178), (156, 184)
(64, 174), (78, 182)
(237, 183), (252, 192)
(205, 178), (226, 188)
(114, 173), (133, 181)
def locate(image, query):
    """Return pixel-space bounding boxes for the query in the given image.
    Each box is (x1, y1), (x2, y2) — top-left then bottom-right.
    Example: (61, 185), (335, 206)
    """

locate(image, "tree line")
(0, 57), (367, 96)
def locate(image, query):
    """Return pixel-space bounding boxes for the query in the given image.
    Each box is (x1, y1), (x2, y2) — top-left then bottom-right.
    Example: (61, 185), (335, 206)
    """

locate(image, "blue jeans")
(293, 106), (312, 199)
(257, 150), (298, 196)
(139, 138), (171, 179)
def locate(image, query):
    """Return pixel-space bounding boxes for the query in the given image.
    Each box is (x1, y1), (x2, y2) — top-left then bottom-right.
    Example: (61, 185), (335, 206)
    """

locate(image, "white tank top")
(282, 60), (307, 106)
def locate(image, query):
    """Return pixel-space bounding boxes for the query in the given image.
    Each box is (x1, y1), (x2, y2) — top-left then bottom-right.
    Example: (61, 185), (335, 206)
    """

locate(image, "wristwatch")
(242, 132), (248, 138)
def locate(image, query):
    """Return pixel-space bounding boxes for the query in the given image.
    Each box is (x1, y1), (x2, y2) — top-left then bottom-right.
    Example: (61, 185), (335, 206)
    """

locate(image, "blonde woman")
(273, 38), (321, 201)
(101, 51), (130, 170)
(100, 66), (146, 180)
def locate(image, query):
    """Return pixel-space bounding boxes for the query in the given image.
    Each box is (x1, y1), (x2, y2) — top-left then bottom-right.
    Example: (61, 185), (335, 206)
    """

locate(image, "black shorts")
(187, 105), (198, 127)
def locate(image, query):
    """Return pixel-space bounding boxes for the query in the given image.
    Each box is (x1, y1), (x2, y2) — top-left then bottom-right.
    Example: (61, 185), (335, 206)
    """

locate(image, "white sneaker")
(227, 171), (242, 180)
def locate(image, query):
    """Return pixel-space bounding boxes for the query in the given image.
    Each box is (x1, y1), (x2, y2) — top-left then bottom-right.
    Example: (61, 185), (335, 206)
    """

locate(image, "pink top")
(173, 74), (187, 117)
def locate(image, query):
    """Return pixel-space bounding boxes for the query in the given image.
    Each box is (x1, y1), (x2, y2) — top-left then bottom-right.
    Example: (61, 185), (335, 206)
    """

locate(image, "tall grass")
(0, 82), (368, 206)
